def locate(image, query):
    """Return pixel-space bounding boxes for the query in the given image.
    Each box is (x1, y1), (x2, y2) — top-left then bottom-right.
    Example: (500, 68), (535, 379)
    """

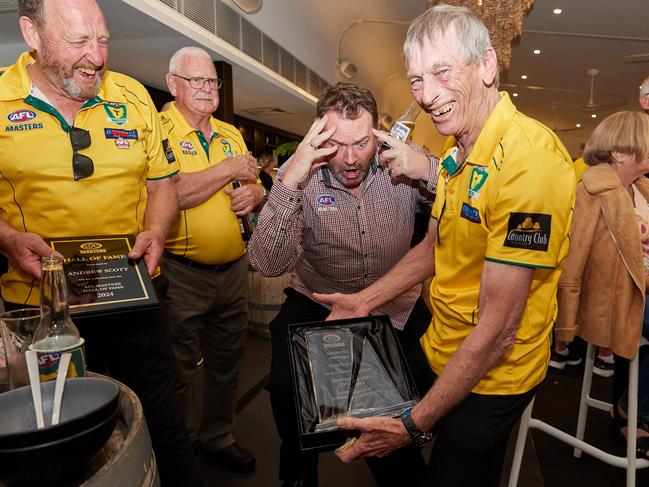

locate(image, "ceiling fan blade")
(553, 126), (584, 133)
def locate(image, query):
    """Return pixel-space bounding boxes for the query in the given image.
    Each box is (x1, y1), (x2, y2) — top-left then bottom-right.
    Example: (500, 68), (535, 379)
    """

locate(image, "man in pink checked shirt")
(248, 82), (438, 487)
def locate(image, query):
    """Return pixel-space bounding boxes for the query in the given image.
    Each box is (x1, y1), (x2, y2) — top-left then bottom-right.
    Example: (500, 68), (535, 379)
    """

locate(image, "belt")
(163, 251), (239, 272)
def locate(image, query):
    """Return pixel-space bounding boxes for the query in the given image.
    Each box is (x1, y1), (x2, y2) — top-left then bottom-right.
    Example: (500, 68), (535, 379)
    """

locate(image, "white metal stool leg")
(626, 351), (640, 487)
(507, 398), (535, 487)
(574, 343), (597, 457)
(507, 342), (649, 487)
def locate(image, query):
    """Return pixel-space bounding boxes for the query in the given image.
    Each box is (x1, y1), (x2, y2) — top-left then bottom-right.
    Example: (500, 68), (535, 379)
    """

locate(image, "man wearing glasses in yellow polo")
(159, 46), (263, 474)
(0, 1), (200, 486)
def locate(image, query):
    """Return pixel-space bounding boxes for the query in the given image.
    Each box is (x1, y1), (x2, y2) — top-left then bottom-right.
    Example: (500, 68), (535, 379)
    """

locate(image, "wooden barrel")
(81, 377), (159, 486)
(247, 270), (291, 337)
(0, 376), (158, 487)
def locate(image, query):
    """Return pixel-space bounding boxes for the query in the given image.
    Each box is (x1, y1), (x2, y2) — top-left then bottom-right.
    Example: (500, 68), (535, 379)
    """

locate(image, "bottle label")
(389, 122), (412, 142)
(30, 338), (86, 382)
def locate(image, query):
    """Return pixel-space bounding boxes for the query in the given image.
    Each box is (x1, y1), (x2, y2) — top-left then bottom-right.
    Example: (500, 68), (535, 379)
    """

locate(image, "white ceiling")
(1, 0), (648, 156)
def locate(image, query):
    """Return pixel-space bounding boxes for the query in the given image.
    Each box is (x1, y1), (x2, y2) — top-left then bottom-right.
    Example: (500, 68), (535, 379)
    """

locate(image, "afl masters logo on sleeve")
(504, 212), (551, 251)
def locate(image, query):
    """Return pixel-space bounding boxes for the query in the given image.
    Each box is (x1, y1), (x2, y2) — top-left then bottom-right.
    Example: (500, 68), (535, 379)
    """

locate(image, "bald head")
(169, 47), (213, 74)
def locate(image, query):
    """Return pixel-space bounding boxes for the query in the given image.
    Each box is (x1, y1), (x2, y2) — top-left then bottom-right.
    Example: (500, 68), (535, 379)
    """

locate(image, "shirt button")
(357, 205), (361, 210)
(364, 253), (368, 257)
(361, 231), (365, 235)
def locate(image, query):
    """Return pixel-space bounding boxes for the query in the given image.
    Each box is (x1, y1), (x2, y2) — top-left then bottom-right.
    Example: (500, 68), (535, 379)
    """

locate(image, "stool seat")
(508, 342), (649, 487)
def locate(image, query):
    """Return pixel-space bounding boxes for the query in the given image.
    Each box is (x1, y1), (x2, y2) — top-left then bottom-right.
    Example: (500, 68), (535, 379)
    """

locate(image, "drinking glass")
(0, 307), (50, 389)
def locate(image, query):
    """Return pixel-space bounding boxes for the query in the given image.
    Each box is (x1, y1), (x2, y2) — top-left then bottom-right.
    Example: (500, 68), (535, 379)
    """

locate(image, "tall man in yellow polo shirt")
(0, 1), (200, 486)
(317, 5), (575, 485)
(159, 46), (263, 474)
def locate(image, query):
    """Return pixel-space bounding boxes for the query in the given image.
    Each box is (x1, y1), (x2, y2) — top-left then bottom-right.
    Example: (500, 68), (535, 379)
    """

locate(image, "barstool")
(508, 340), (649, 487)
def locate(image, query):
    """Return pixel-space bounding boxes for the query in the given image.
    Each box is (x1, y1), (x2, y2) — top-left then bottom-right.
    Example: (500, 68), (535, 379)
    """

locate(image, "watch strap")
(400, 407), (432, 447)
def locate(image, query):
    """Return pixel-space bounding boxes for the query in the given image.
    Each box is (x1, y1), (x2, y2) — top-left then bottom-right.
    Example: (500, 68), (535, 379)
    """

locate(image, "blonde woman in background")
(555, 110), (649, 460)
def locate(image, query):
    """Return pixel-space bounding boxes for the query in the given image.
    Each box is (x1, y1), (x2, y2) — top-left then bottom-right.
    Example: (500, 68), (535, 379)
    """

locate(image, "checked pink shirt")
(248, 157), (436, 330)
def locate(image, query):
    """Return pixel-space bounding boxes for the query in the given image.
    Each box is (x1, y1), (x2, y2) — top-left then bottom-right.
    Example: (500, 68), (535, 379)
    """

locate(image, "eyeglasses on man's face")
(70, 126), (93, 181)
(170, 74), (223, 90)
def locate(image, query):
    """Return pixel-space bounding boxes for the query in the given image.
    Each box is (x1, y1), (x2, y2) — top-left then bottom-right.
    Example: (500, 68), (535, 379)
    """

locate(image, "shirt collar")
(0, 51), (36, 102)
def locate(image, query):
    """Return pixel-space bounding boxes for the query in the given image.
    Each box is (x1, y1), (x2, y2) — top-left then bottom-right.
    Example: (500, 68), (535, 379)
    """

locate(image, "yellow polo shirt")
(160, 102), (246, 264)
(573, 156), (588, 180)
(424, 92), (575, 394)
(0, 51), (178, 305)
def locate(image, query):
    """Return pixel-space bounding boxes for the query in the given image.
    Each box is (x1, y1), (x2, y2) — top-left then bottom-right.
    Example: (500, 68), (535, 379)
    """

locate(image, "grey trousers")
(161, 254), (248, 450)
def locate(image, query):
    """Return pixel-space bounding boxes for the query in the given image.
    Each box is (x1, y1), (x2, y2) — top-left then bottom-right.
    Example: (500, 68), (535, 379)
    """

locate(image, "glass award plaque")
(290, 316), (419, 448)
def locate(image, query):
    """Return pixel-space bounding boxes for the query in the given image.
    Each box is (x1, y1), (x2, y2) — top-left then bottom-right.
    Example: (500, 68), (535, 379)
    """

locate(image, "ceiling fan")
(554, 68), (627, 113)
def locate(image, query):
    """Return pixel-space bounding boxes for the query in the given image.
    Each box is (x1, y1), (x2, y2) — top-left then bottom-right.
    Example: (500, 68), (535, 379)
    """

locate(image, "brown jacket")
(555, 163), (649, 358)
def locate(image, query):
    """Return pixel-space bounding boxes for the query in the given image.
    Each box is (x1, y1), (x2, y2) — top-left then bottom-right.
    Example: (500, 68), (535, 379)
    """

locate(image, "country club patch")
(504, 212), (551, 251)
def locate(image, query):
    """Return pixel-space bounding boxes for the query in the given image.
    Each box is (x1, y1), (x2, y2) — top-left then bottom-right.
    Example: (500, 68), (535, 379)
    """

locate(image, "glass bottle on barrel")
(381, 100), (422, 149)
(32, 255), (86, 379)
(232, 180), (253, 241)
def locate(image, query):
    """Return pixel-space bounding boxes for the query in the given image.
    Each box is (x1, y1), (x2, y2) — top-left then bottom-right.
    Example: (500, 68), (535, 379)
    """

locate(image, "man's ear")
(19, 16), (42, 51)
(480, 46), (498, 87)
(166, 74), (177, 97)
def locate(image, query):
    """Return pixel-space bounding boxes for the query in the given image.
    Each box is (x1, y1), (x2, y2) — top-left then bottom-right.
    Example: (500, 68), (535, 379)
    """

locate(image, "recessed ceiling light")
(521, 75), (528, 80)
(533, 49), (541, 55)
(576, 123), (581, 128)
(553, 8), (562, 14)
(591, 114), (597, 118)
(512, 92), (519, 97)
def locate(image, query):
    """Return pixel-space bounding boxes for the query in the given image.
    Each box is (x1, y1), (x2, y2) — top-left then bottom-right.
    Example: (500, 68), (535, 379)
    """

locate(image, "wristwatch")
(400, 407), (433, 447)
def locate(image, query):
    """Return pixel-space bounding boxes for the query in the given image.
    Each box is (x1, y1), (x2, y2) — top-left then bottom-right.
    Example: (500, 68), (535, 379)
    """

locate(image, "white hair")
(404, 4), (493, 66)
(640, 76), (649, 96)
(169, 46), (213, 73)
